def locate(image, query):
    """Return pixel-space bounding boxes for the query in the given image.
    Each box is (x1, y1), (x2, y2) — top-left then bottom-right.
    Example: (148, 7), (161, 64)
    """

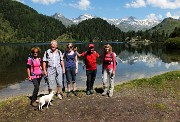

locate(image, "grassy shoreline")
(0, 70), (180, 105)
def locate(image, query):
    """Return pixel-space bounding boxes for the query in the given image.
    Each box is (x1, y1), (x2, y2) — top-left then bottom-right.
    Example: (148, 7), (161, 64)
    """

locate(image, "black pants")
(31, 78), (41, 103)
(86, 69), (97, 91)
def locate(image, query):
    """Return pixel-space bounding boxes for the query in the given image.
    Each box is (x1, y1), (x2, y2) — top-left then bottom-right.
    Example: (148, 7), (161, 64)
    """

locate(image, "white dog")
(38, 91), (55, 110)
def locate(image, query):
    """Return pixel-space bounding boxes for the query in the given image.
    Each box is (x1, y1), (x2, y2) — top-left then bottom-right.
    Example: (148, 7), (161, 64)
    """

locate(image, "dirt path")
(0, 86), (180, 122)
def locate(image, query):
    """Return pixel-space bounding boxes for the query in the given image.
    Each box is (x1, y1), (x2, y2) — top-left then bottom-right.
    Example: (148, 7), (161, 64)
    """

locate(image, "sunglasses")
(68, 46), (73, 48)
(33, 52), (38, 54)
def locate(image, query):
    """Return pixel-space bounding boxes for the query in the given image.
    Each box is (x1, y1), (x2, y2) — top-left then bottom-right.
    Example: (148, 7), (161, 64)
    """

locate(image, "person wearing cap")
(75, 43), (100, 95)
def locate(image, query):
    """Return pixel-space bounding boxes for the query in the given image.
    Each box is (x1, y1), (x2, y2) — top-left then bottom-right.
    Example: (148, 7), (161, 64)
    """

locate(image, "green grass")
(149, 103), (167, 110)
(0, 96), (29, 108)
(115, 70), (180, 92)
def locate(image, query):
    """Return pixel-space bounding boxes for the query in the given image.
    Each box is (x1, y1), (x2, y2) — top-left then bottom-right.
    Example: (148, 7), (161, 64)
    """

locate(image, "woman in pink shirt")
(102, 44), (116, 97)
(27, 47), (42, 107)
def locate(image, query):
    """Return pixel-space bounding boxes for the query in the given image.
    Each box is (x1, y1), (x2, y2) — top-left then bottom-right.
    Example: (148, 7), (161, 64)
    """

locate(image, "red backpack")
(103, 52), (117, 65)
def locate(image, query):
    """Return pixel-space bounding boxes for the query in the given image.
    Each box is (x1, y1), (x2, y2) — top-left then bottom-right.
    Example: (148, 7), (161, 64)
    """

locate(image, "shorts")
(65, 67), (76, 83)
(47, 66), (63, 90)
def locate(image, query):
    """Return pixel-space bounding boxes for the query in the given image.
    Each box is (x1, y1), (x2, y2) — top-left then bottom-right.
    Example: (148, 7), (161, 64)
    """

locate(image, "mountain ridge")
(52, 13), (162, 32)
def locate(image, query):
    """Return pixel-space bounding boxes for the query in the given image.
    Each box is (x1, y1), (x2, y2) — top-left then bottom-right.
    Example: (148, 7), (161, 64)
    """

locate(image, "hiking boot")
(62, 87), (65, 92)
(86, 91), (91, 95)
(31, 102), (38, 107)
(90, 89), (94, 94)
(73, 91), (77, 96)
(57, 93), (62, 100)
(67, 91), (70, 97)
(102, 91), (107, 96)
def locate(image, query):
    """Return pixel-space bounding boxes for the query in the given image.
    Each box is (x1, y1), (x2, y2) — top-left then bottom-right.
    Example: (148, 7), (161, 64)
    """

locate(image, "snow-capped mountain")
(102, 16), (161, 31)
(52, 13), (74, 27)
(71, 14), (96, 24)
(52, 13), (162, 32)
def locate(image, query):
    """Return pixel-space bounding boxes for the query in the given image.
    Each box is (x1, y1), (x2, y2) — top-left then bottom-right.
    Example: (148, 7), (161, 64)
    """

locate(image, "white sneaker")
(102, 91), (107, 96)
(109, 92), (113, 97)
(57, 94), (62, 100)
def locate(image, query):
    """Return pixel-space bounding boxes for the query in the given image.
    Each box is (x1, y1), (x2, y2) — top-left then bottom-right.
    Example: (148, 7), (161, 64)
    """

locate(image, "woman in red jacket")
(102, 44), (116, 97)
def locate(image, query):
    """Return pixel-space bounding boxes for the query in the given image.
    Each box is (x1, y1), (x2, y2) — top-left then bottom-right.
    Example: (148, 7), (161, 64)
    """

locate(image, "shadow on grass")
(95, 87), (104, 94)
(27, 94), (48, 101)
(76, 87), (104, 94)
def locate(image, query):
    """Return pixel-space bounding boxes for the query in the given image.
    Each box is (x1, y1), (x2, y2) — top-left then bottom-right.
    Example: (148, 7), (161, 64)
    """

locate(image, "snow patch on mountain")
(52, 13), (162, 31)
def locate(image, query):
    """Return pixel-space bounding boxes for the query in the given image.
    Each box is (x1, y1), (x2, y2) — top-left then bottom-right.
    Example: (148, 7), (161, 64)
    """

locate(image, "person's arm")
(75, 55), (78, 74)
(74, 47), (82, 57)
(75, 51), (82, 57)
(60, 60), (65, 74)
(60, 51), (65, 74)
(101, 54), (104, 74)
(42, 51), (48, 76)
(96, 52), (100, 58)
(27, 65), (32, 81)
(43, 61), (47, 76)
(112, 53), (116, 75)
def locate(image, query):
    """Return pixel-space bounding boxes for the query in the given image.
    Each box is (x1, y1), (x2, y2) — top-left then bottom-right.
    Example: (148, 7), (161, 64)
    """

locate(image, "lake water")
(0, 42), (180, 100)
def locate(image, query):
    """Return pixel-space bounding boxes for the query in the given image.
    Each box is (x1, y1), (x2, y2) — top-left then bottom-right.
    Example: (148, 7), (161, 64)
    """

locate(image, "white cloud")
(126, 0), (180, 9)
(146, 13), (162, 21)
(147, 0), (180, 9)
(32, 0), (62, 5)
(70, 0), (90, 10)
(125, 0), (146, 8)
(166, 11), (180, 19)
(146, 13), (158, 20)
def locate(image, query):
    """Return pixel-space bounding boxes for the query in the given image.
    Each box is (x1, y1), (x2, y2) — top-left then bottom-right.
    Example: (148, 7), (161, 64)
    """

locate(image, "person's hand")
(63, 68), (65, 74)
(28, 76), (32, 81)
(44, 71), (48, 77)
(74, 47), (77, 52)
(75, 69), (78, 74)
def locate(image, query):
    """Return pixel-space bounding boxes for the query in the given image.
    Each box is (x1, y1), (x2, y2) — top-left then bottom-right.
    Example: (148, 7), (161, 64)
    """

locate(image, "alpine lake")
(0, 42), (180, 100)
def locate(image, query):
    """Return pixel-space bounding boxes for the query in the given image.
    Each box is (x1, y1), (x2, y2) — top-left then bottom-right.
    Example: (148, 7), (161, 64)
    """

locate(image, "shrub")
(164, 37), (180, 49)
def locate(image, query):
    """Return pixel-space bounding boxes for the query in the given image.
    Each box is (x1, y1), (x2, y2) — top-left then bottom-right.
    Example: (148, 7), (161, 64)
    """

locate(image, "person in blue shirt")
(63, 43), (78, 97)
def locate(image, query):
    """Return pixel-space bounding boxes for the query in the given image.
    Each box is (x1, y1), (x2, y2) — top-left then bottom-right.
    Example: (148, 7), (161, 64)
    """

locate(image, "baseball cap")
(88, 44), (94, 48)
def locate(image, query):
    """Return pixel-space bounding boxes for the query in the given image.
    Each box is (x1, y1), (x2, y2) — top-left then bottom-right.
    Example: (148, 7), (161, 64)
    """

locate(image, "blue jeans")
(65, 67), (76, 83)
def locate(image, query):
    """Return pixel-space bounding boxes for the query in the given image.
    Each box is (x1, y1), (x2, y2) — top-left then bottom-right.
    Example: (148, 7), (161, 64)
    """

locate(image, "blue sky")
(16, 0), (180, 20)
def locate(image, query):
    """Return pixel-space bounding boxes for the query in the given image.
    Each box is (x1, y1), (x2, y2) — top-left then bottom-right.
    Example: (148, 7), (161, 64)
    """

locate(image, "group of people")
(27, 40), (117, 107)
